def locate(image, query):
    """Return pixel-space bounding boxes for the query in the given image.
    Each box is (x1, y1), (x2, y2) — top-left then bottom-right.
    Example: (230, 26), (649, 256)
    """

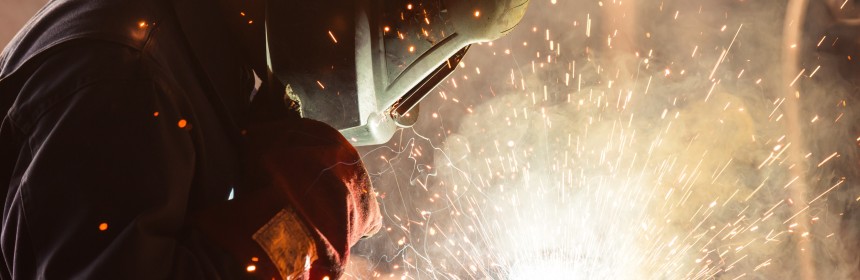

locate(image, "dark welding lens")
(390, 44), (470, 122)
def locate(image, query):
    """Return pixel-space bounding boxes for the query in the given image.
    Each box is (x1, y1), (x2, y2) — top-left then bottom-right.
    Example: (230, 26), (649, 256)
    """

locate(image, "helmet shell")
(265, 0), (530, 146)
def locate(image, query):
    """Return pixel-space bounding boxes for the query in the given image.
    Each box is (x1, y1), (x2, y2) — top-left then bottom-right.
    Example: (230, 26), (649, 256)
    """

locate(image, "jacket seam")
(140, 14), (160, 53)
(16, 164), (35, 280)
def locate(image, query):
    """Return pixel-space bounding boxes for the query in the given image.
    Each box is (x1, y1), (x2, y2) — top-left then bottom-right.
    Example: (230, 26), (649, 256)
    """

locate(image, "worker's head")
(263, 0), (529, 145)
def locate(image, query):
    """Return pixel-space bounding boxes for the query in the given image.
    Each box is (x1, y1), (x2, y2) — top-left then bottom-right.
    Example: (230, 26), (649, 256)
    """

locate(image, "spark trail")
(348, 0), (860, 279)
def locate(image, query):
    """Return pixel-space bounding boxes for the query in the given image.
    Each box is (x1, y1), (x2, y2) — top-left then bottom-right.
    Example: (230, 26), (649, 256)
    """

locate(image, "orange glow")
(407, 3), (413, 10)
(474, 10), (481, 17)
(99, 223), (108, 231)
(247, 20), (254, 24)
(138, 21), (148, 28)
(240, 12), (246, 16)
(322, 277), (330, 280)
(153, 111), (159, 117)
(251, 257), (259, 262)
(408, 46), (416, 53)
(178, 119), (187, 128)
(384, 26), (390, 32)
(246, 265), (256, 272)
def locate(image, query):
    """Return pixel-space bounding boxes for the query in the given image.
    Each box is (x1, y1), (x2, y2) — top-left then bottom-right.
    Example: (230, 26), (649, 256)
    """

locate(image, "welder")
(0, 0), (527, 279)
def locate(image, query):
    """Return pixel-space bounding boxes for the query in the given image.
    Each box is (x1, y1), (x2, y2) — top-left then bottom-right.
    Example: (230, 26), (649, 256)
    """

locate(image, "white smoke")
(351, 0), (860, 279)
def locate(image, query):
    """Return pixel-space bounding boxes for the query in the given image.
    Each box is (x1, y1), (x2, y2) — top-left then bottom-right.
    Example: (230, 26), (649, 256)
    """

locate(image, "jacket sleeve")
(195, 117), (383, 280)
(244, 118), (383, 279)
(2, 43), (228, 279)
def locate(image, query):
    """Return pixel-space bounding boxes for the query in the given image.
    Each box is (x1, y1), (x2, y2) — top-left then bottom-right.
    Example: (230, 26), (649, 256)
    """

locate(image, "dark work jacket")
(0, 0), (256, 278)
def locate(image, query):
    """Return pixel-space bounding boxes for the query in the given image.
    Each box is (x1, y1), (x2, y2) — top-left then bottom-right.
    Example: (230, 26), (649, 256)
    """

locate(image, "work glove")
(196, 117), (382, 280)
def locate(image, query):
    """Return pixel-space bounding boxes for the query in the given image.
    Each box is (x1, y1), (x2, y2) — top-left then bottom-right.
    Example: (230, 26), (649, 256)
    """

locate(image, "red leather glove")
(196, 117), (382, 280)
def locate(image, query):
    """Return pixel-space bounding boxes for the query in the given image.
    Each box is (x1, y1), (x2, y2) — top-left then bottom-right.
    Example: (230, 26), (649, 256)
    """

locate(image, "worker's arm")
(2, 41), (381, 279)
(196, 117), (383, 280)
(191, 81), (382, 280)
(0, 42), (234, 279)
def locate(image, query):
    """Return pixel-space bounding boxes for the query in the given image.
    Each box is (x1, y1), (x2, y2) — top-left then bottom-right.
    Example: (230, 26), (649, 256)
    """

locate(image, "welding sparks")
(328, 30), (338, 43)
(350, 1), (860, 279)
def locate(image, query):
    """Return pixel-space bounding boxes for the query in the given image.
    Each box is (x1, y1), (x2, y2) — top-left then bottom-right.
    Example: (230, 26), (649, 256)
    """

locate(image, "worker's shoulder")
(0, 0), (171, 80)
(0, 0), (178, 132)
(6, 40), (156, 133)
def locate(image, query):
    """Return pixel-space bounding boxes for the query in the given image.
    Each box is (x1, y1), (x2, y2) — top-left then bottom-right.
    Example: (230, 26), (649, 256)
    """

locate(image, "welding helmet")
(264, 0), (529, 146)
